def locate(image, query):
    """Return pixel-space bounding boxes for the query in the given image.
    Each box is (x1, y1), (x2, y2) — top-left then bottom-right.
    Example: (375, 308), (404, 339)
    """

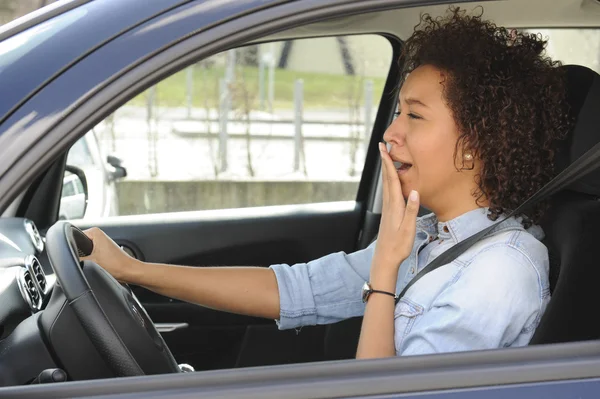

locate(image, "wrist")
(120, 256), (144, 284)
(369, 264), (398, 293)
(362, 281), (398, 304)
(369, 275), (397, 293)
(372, 252), (404, 270)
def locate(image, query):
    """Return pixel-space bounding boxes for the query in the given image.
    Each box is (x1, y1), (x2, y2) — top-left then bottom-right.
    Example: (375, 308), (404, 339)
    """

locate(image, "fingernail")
(378, 142), (384, 152)
(409, 190), (419, 202)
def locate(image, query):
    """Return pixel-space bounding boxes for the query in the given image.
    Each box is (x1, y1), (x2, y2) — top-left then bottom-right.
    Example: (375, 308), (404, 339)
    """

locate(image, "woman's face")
(383, 64), (479, 213)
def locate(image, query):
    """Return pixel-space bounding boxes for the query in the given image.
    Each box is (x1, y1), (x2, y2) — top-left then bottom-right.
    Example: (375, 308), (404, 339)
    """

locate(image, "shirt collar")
(416, 208), (540, 243)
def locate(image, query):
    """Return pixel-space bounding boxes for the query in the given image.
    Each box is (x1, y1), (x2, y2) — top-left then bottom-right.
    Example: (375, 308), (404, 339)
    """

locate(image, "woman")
(82, 8), (571, 358)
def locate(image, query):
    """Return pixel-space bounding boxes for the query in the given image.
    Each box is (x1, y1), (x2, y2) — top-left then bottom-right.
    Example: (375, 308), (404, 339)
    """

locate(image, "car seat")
(530, 64), (600, 344)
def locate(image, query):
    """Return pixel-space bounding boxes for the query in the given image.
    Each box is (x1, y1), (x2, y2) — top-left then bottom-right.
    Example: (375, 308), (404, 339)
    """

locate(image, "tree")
(229, 64), (257, 177)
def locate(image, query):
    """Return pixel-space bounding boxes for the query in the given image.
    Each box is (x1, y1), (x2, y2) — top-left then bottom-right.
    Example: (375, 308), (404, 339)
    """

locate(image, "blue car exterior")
(0, 1), (599, 397)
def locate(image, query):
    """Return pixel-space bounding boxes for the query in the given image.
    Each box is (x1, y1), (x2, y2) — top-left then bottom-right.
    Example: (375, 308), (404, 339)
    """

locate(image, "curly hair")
(399, 7), (572, 226)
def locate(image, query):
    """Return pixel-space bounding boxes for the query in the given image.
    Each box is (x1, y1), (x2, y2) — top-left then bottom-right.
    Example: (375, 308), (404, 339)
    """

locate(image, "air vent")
(23, 270), (39, 302)
(31, 258), (46, 293)
(25, 255), (47, 299)
(23, 219), (44, 253)
(19, 268), (41, 311)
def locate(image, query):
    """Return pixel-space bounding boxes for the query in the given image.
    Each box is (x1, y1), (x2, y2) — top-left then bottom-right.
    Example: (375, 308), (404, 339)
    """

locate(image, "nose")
(383, 114), (406, 147)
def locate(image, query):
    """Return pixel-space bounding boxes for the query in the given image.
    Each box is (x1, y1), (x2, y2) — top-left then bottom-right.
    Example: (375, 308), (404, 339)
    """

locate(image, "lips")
(393, 161), (412, 175)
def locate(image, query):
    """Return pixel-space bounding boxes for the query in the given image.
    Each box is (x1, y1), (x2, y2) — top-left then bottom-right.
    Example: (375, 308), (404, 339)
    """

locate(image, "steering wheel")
(45, 221), (181, 377)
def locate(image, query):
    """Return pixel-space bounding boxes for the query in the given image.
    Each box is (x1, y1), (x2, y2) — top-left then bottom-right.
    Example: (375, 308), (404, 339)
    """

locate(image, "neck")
(433, 203), (483, 222)
(427, 193), (489, 223)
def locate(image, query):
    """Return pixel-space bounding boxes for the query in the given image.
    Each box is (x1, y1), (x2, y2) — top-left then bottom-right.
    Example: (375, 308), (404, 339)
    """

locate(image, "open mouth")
(393, 161), (412, 175)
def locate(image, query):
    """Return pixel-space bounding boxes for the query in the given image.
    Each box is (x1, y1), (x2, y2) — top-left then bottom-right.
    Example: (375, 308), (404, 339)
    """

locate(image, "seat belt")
(394, 73), (600, 303)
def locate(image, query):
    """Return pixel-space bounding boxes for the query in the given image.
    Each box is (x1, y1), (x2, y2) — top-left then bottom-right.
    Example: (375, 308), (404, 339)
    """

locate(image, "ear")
(453, 136), (476, 171)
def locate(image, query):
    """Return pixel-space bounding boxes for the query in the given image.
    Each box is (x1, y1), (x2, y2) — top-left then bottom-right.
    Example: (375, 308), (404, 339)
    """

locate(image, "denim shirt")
(270, 208), (550, 356)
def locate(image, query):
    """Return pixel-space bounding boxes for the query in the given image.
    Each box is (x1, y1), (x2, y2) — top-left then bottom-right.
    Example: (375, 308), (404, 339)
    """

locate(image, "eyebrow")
(400, 97), (429, 108)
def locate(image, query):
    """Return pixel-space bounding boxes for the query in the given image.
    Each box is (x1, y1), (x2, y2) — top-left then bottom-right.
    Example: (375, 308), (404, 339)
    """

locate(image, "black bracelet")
(362, 282), (400, 303)
(370, 289), (397, 300)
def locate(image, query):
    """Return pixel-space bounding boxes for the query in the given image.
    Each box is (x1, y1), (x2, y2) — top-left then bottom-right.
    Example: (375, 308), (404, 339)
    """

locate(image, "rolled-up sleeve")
(270, 241), (376, 330)
(400, 245), (543, 356)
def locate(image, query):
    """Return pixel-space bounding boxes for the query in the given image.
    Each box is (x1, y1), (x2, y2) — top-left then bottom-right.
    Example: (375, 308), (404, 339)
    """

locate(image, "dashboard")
(0, 218), (53, 336)
(0, 218), (164, 385)
(0, 218), (58, 385)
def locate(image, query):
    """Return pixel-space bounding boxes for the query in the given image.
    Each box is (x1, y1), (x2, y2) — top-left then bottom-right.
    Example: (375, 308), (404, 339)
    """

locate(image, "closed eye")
(394, 111), (422, 120)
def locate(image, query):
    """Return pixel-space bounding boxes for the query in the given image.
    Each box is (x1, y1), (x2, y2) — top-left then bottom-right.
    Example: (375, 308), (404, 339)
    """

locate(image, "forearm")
(356, 265), (398, 359)
(123, 258), (281, 320)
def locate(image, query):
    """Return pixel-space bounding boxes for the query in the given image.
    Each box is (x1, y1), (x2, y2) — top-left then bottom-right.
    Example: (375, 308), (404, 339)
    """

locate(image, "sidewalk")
(116, 105), (372, 124)
(95, 106), (371, 182)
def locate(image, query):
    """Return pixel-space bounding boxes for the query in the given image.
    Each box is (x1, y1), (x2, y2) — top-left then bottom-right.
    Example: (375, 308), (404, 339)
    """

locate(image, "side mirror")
(58, 165), (89, 220)
(107, 155), (127, 180)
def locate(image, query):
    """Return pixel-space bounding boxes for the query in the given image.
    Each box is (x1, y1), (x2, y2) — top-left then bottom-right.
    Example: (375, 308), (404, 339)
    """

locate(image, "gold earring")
(464, 153), (473, 161)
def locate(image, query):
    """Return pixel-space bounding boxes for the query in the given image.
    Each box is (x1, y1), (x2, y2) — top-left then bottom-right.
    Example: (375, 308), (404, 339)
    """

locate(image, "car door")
(51, 33), (398, 371)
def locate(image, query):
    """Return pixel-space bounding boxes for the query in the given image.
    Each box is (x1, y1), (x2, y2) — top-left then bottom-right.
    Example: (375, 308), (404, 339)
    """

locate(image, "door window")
(61, 35), (393, 219)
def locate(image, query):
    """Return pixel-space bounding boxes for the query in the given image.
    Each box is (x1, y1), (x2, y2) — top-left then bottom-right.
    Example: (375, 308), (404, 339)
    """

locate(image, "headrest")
(555, 65), (600, 196)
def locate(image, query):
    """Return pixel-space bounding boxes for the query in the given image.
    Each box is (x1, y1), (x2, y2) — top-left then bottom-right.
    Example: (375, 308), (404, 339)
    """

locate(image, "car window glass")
(73, 177), (84, 194)
(61, 179), (75, 197)
(67, 136), (95, 168)
(525, 28), (600, 73)
(60, 35), (393, 219)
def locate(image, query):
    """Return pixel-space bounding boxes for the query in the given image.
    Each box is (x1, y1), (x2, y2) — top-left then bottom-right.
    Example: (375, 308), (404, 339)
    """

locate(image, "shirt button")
(443, 226), (449, 233)
(410, 267), (415, 274)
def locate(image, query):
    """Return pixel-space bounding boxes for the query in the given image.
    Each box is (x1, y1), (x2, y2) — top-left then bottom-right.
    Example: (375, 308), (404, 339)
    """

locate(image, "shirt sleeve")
(400, 245), (544, 356)
(270, 241), (376, 330)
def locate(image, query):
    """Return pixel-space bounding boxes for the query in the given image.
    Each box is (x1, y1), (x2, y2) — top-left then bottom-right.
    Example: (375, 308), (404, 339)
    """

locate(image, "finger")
(81, 228), (101, 259)
(83, 227), (99, 240)
(401, 190), (420, 239)
(379, 143), (402, 211)
(379, 143), (390, 205)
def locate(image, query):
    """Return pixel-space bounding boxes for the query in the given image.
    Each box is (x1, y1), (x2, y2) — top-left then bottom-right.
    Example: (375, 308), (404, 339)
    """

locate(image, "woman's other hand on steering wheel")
(81, 227), (137, 282)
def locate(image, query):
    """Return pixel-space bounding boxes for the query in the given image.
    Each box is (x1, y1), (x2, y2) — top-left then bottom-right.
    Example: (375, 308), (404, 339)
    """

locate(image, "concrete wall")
(116, 180), (359, 215)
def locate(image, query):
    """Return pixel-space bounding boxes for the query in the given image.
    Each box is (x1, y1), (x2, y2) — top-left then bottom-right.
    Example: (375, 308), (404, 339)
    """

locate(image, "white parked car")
(58, 129), (126, 220)
(59, 173), (87, 220)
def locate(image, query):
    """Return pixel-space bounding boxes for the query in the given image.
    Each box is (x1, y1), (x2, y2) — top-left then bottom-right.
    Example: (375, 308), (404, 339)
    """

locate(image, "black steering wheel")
(45, 221), (181, 377)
